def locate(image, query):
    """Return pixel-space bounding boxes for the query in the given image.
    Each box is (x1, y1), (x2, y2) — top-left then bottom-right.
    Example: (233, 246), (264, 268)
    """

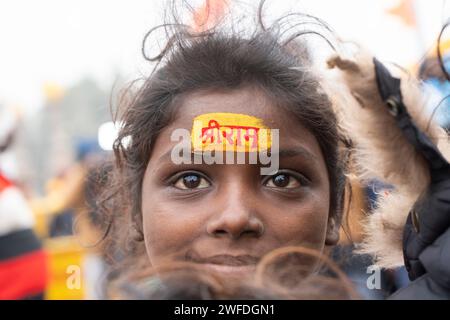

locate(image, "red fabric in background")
(0, 250), (49, 299)
(0, 173), (12, 193)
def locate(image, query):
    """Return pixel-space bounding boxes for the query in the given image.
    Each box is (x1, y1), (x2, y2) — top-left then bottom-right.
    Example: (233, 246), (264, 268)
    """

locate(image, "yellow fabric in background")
(44, 236), (85, 300)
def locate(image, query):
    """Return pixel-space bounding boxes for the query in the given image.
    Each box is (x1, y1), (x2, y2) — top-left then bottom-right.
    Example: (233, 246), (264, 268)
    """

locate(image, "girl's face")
(141, 88), (338, 279)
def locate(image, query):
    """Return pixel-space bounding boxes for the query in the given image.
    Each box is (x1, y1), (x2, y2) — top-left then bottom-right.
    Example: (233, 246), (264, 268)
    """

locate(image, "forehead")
(172, 88), (280, 129)
(150, 87), (324, 160)
(170, 88), (312, 136)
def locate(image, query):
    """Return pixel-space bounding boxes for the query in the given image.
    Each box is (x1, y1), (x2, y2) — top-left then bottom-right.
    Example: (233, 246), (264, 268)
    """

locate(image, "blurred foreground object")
(327, 42), (450, 298)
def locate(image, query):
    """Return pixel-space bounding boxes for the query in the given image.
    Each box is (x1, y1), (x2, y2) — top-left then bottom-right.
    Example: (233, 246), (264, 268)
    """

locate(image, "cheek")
(267, 192), (330, 251)
(142, 199), (204, 265)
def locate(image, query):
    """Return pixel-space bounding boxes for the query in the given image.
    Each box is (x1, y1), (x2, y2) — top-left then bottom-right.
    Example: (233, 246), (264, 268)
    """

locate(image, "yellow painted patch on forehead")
(191, 112), (272, 152)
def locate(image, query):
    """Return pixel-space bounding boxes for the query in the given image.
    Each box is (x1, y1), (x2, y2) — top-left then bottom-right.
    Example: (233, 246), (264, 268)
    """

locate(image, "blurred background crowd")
(0, 0), (449, 299)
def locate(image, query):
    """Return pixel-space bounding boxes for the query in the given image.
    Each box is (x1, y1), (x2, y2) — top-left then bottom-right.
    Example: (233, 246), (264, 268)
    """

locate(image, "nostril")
(241, 229), (258, 236)
(207, 216), (264, 239)
(213, 230), (228, 237)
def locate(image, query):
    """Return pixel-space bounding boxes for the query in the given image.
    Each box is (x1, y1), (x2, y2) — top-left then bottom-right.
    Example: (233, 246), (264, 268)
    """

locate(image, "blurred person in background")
(30, 138), (110, 299)
(0, 106), (49, 299)
(418, 36), (450, 129)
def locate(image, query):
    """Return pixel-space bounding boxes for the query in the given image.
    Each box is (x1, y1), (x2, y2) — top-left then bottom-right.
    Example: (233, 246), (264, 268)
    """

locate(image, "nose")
(206, 185), (264, 239)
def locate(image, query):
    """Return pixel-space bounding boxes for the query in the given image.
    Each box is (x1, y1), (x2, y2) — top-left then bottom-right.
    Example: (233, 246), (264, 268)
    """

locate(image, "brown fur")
(318, 49), (450, 268)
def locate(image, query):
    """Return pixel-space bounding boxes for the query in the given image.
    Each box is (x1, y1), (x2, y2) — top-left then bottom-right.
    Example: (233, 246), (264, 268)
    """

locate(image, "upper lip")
(187, 253), (259, 266)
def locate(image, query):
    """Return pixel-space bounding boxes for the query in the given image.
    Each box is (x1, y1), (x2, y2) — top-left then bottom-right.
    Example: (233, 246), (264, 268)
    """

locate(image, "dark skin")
(141, 87), (339, 280)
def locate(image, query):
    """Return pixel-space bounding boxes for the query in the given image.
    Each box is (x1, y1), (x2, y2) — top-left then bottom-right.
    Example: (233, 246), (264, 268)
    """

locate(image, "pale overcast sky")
(0, 0), (448, 113)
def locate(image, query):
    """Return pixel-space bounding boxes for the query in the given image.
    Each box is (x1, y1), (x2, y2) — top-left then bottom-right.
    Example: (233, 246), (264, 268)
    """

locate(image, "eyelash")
(168, 170), (310, 191)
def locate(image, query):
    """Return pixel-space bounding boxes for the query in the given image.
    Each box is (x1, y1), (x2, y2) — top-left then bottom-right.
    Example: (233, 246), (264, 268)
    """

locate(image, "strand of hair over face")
(115, 246), (359, 300)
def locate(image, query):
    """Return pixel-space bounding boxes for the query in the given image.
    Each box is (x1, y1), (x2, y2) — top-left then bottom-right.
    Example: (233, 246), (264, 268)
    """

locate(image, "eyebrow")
(275, 147), (318, 162)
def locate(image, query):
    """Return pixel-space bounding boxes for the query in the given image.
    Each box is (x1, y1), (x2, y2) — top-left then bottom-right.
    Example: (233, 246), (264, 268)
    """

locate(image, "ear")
(325, 214), (340, 245)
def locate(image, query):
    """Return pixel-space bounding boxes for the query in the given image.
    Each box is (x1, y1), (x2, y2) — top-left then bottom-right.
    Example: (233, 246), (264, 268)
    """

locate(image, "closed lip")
(199, 263), (256, 277)
(184, 253), (260, 277)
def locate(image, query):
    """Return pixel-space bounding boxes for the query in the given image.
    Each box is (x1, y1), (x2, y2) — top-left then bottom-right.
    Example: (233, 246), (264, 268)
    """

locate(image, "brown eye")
(265, 173), (302, 189)
(173, 174), (210, 190)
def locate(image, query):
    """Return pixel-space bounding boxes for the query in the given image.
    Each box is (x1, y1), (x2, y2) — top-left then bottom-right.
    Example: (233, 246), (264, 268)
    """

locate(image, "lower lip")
(199, 263), (257, 278)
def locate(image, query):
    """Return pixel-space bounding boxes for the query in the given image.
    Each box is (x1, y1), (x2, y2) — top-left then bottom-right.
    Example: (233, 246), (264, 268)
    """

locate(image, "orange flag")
(192, 0), (229, 32)
(387, 0), (417, 27)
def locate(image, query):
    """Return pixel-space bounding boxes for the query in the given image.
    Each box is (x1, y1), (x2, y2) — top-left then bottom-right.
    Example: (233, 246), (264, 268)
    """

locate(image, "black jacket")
(374, 58), (450, 300)
(390, 227), (450, 299)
